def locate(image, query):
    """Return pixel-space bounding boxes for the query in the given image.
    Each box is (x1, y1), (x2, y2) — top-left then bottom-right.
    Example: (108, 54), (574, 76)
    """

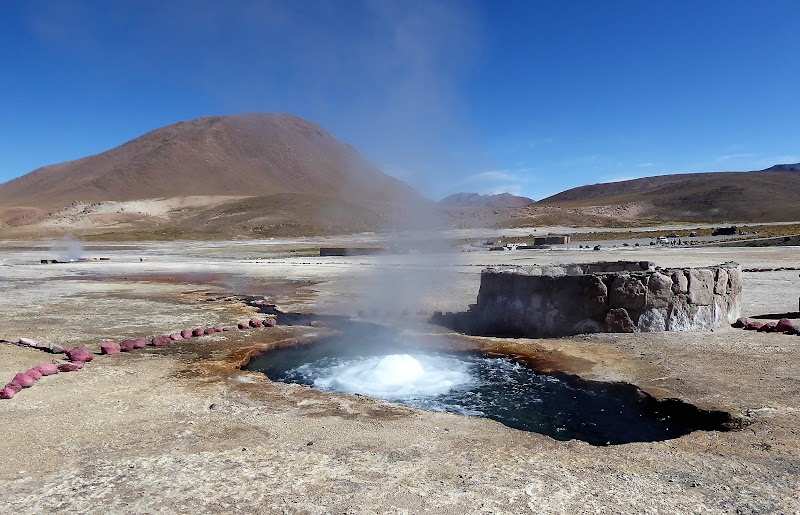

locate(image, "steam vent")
(473, 261), (742, 337)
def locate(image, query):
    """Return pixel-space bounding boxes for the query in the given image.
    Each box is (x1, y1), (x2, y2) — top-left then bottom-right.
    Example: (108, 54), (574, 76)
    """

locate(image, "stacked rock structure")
(473, 261), (742, 337)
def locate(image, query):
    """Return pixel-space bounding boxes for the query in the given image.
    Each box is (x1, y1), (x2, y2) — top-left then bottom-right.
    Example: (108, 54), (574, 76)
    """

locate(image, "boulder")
(181, 330), (193, 339)
(0, 387), (15, 399)
(775, 318), (796, 333)
(192, 329), (204, 337)
(745, 321), (764, 330)
(263, 317), (277, 327)
(13, 373), (35, 388)
(119, 340), (137, 352)
(152, 337), (170, 346)
(238, 322), (250, 330)
(249, 318), (263, 328)
(609, 275), (646, 311)
(25, 369), (43, 381)
(58, 362), (84, 372)
(204, 328), (215, 335)
(604, 308), (635, 333)
(66, 347), (93, 363)
(732, 317), (748, 328)
(646, 272), (673, 309)
(757, 322), (776, 332)
(688, 269), (714, 305)
(6, 382), (23, 393)
(212, 326), (223, 333)
(100, 341), (121, 355)
(671, 270), (689, 294)
(34, 363), (59, 376)
(170, 333), (184, 341)
(133, 339), (147, 348)
(50, 344), (65, 354)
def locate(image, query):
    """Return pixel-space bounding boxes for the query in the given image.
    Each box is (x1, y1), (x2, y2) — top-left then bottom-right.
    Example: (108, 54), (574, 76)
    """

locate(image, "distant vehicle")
(656, 237), (669, 244)
(689, 231), (698, 237)
(712, 226), (737, 236)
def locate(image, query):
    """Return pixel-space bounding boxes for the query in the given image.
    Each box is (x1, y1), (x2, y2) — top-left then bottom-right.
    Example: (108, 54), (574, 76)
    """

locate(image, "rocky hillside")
(538, 164), (800, 222)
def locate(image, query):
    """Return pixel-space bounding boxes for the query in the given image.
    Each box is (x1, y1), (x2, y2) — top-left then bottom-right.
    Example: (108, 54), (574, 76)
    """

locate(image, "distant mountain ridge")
(0, 113), (422, 207)
(539, 163), (800, 222)
(439, 192), (535, 208)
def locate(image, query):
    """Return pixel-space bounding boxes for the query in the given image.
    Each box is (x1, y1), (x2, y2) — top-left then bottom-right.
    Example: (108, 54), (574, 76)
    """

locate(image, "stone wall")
(472, 261), (742, 337)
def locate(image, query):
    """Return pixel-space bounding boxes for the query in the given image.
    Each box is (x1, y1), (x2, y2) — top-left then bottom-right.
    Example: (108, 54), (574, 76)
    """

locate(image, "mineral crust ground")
(0, 236), (798, 513)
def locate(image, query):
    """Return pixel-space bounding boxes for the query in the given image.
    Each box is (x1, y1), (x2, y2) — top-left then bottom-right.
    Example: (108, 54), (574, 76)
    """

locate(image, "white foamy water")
(303, 353), (474, 400)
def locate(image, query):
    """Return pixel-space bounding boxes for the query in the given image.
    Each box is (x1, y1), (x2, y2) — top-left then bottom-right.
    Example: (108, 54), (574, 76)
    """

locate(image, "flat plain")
(0, 234), (798, 513)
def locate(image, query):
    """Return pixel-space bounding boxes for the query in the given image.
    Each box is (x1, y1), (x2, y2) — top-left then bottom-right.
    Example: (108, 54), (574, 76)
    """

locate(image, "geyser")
(246, 319), (737, 446)
(300, 353), (472, 399)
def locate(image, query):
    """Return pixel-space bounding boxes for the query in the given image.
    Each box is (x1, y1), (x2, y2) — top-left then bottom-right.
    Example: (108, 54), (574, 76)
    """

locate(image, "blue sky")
(1, 0), (798, 200)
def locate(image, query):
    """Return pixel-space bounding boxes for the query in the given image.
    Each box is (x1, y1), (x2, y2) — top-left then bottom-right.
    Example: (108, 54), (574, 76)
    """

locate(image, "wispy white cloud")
(716, 152), (756, 162)
(637, 162), (656, 168)
(463, 170), (516, 183)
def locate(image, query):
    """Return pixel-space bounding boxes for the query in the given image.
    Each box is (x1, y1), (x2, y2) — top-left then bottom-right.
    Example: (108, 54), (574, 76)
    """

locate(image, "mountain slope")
(538, 165), (800, 222)
(439, 192), (535, 208)
(0, 113), (421, 207)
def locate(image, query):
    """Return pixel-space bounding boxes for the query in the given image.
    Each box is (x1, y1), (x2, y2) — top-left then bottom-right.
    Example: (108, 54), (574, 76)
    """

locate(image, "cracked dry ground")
(0, 242), (798, 513)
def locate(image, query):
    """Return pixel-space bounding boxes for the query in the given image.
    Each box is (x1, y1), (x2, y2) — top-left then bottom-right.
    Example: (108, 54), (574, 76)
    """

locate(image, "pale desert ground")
(0, 232), (798, 513)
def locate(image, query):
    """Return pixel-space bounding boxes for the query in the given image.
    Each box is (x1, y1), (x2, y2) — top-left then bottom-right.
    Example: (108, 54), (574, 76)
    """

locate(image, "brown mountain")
(439, 192), (535, 208)
(0, 114), (433, 237)
(538, 164), (800, 222)
(0, 113), (421, 207)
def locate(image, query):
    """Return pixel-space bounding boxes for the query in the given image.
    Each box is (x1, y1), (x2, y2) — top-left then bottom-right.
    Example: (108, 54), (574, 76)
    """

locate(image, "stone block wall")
(473, 261), (742, 337)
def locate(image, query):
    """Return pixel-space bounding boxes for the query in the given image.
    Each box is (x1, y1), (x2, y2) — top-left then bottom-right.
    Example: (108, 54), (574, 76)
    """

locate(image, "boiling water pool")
(246, 326), (732, 445)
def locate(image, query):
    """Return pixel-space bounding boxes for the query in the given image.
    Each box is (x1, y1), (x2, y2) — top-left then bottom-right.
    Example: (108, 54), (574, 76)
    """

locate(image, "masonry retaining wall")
(473, 261), (742, 337)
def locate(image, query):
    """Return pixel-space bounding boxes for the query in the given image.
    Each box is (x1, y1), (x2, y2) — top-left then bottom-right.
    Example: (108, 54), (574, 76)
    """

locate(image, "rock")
(100, 341), (121, 355)
(13, 373), (35, 388)
(604, 308), (635, 332)
(671, 270), (689, 294)
(66, 347), (93, 363)
(192, 329), (204, 337)
(688, 269), (714, 305)
(152, 337), (170, 346)
(25, 369), (43, 380)
(212, 326), (223, 332)
(714, 268), (729, 295)
(609, 275), (646, 311)
(775, 318), (796, 333)
(181, 329), (193, 339)
(249, 318), (263, 328)
(237, 322), (250, 330)
(732, 317), (748, 328)
(204, 328), (215, 335)
(0, 387), (15, 399)
(119, 340), (137, 352)
(170, 333), (184, 341)
(34, 363), (59, 376)
(133, 339), (147, 348)
(6, 382), (23, 393)
(646, 272), (673, 309)
(745, 321), (764, 330)
(58, 362), (84, 372)
(49, 344), (65, 354)
(18, 337), (41, 347)
(263, 317), (277, 327)
(758, 322), (777, 332)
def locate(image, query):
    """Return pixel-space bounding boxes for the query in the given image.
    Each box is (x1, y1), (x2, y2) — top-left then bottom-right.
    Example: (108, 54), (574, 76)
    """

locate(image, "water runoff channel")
(246, 312), (735, 446)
